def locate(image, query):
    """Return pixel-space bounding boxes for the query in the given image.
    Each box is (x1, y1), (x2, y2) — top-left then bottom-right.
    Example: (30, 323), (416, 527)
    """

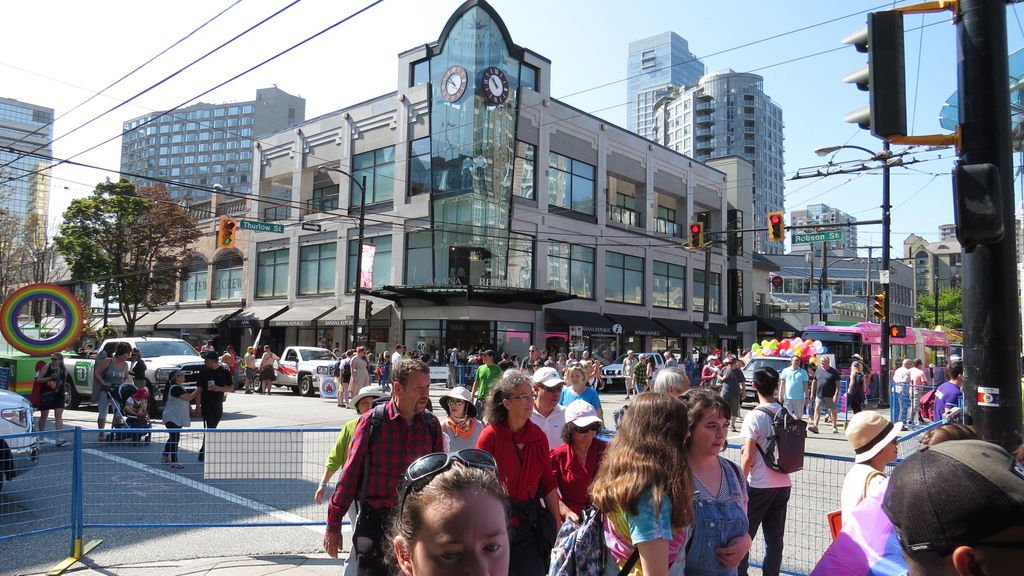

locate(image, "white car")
(602, 352), (665, 391)
(0, 388), (38, 493)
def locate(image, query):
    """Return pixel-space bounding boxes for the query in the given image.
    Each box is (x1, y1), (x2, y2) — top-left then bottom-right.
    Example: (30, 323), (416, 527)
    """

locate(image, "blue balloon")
(821, 346), (828, 354)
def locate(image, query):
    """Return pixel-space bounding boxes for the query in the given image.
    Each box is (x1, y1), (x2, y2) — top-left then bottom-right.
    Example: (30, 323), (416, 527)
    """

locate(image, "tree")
(55, 180), (201, 336)
(914, 287), (962, 330)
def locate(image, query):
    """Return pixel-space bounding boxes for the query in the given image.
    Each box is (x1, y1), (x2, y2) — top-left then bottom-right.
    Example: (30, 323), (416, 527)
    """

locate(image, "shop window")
(256, 248), (289, 298)
(605, 251), (643, 305)
(212, 252), (243, 300)
(299, 243), (337, 295)
(181, 257), (207, 302)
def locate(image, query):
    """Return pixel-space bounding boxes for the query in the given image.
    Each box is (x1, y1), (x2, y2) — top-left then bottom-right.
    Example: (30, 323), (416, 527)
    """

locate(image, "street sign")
(240, 219), (285, 233)
(792, 230), (844, 244)
(301, 222), (322, 232)
(611, 323), (623, 335)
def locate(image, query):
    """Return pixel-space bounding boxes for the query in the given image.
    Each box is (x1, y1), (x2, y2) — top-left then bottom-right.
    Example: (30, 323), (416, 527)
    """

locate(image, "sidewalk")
(23, 554), (342, 576)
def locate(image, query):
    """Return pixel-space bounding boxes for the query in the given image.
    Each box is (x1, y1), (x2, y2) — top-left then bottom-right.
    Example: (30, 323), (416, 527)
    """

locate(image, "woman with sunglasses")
(439, 386), (483, 452)
(390, 449), (509, 575)
(476, 370), (563, 575)
(681, 390), (751, 575)
(592, 392), (695, 575)
(549, 399), (607, 519)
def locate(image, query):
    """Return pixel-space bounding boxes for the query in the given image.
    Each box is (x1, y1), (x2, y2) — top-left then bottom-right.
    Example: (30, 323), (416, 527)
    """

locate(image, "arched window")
(181, 256), (208, 302)
(213, 250), (244, 300)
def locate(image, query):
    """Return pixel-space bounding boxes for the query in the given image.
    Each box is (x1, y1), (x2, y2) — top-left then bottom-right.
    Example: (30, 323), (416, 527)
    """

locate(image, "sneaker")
(832, 427), (839, 434)
(808, 425), (819, 434)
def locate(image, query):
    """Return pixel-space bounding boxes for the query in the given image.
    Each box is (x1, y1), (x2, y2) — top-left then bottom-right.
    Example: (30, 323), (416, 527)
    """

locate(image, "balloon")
(761, 340), (770, 349)
(821, 346), (828, 354)
(752, 343), (761, 354)
(779, 339), (790, 350)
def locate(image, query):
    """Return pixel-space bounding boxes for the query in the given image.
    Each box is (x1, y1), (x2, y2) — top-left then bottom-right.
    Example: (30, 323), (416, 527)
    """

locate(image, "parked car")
(258, 346), (338, 396)
(740, 356), (792, 402)
(601, 352), (665, 391)
(0, 387), (38, 493)
(66, 337), (205, 415)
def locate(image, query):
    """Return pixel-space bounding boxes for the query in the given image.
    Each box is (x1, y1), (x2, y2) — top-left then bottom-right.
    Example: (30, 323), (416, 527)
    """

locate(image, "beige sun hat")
(846, 411), (902, 464)
(439, 386), (477, 418)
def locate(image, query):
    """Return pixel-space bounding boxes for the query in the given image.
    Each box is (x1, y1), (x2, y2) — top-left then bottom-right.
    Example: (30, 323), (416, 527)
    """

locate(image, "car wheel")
(64, 379), (81, 410)
(299, 375), (315, 397)
(290, 384), (301, 395)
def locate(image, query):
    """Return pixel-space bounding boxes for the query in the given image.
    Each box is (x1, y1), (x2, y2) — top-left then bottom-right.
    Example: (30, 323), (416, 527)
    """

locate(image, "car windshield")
(134, 341), (200, 358)
(743, 358), (791, 373)
(300, 349), (335, 361)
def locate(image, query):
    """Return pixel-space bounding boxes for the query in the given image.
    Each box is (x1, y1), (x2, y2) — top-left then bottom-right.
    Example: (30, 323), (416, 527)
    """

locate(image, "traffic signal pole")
(880, 140), (891, 409)
(958, 0), (1021, 449)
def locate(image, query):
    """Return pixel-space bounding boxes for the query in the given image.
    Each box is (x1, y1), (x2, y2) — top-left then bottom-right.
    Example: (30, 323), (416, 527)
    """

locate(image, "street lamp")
(317, 165), (367, 348)
(813, 142), (893, 407)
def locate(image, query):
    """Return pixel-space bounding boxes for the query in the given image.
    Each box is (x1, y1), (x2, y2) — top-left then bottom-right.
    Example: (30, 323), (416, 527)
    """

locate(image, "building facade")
(652, 70), (785, 254)
(626, 32), (704, 141)
(0, 96), (53, 249)
(789, 203), (859, 257)
(220, 1), (737, 362)
(904, 231), (962, 296)
(120, 87), (306, 209)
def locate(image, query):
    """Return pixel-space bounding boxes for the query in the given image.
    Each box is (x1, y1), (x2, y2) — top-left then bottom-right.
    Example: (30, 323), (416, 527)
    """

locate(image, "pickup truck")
(0, 387), (38, 494)
(262, 346), (338, 396)
(66, 337), (207, 416)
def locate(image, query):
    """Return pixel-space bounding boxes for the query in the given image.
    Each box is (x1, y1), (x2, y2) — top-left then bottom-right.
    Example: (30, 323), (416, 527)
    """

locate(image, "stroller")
(107, 382), (152, 444)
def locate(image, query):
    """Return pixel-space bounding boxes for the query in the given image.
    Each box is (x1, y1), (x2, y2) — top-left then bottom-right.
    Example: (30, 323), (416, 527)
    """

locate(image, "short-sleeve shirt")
(933, 381), (963, 417)
(740, 402), (793, 489)
(720, 367), (745, 399)
(549, 439), (607, 517)
(604, 488), (688, 575)
(559, 386), (602, 413)
(474, 363), (502, 400)
(779, 366), (809, 400)
(814, 366), (841, 398)
(530, 404), (566, 449)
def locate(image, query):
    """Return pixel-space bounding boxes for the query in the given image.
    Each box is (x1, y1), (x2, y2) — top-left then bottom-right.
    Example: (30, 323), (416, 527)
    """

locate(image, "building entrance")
(447, 320), (491, 353)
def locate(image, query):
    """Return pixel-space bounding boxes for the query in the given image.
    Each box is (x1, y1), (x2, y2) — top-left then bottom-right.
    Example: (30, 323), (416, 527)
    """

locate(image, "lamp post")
(814, 143), (893, 406)
(318, 166), (367, 348)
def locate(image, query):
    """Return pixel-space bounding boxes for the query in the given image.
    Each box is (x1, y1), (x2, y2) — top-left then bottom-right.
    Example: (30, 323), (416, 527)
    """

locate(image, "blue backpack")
(548, 506), (638, 576)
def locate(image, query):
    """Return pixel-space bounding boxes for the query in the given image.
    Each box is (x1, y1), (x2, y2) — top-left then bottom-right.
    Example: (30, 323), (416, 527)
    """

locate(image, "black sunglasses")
(572, 423), (602, 433)
(400, 449), (497, 511)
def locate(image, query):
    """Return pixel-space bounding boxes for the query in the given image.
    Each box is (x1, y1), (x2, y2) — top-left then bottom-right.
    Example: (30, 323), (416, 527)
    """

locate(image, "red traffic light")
(769, 214), (782, 225)
(690, 224), (701, 234)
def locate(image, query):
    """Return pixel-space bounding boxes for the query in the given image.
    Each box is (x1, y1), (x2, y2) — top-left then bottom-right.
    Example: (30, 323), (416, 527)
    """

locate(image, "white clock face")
(441, 65), (468, 102)
(481, 67), (509, 105)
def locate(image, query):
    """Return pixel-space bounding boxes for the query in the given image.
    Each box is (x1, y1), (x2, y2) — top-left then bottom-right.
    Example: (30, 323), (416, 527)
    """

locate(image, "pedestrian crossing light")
(768, 211), (785, 242)
(217, 216), (238, 247)
(889, 325), (906, 338)
(873, 293), (886, 320)
(688, 222), (705, 249)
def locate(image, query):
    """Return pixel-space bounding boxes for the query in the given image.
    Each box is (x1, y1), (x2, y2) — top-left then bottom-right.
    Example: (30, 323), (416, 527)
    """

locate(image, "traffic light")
(843, 11), (906, 138)
(889, 325), (906, 338)
(217, 216), (238, 248)
(873, 293), (886, 320)
(688, 222), (704, 249)
(365, 301), (373, 317)
(767, 211), (785, 242)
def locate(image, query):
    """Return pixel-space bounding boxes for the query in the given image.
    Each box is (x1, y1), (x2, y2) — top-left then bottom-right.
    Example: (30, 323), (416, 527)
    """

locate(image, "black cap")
(883, 439), (1024, 555)
(201, 350), (220, 361)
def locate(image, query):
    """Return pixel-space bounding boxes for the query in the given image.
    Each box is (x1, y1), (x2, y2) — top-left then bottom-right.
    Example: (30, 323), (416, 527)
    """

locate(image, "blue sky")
(3, 0), (1021, 251)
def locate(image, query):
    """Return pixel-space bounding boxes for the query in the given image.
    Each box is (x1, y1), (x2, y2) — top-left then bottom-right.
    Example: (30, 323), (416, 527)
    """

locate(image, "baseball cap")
(531, 367), (566, 389)
(564, 399), (603, 428)
(883, 439), (1024, 555)
(200, 350), (220, 361)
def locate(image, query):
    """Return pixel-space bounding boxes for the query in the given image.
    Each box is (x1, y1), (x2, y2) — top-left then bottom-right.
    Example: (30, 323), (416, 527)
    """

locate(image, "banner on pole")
(360, 244), (376, 290)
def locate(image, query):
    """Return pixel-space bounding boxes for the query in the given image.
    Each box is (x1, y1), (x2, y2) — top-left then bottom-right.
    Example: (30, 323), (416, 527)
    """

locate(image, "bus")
(801, 322), (952, 390)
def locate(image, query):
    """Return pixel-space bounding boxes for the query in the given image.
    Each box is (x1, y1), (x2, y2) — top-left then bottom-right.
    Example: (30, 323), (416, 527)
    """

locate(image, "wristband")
(319, 482), (332, 488)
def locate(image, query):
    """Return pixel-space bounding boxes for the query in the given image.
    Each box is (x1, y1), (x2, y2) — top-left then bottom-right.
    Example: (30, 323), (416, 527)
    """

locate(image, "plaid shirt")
(326, 400), (443, 533)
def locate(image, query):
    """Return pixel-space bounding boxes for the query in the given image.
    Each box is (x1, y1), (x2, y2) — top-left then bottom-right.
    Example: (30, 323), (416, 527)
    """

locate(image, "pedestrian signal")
(889, 325), (906, 338)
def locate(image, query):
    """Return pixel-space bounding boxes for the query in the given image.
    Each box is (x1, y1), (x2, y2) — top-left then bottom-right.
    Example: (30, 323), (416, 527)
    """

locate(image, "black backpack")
(754, 403), (806, 474)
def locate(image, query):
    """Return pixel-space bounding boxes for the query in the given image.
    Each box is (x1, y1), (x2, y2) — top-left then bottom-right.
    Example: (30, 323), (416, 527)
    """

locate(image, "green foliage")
(914, 287), (962, 330)
(55, 180), (201, 335)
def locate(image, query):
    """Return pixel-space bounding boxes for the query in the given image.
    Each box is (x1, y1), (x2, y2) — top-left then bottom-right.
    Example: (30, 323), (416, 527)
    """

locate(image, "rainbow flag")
(811, 478), (907, 576)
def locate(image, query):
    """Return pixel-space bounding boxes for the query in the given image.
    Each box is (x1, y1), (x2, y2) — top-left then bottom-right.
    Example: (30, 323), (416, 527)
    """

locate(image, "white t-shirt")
(740, 402), (793, 489)
(530, 404), (566, 449)
(840, 463), (888, 525)
(391, 351), (404, 369)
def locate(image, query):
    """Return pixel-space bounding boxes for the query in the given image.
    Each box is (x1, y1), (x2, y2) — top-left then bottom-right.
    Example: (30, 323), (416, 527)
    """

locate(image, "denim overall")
(685, 457), (749, 576)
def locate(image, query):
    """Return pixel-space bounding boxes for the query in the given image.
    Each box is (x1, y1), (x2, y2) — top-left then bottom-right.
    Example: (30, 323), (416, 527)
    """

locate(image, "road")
(1, 381), (885, 576)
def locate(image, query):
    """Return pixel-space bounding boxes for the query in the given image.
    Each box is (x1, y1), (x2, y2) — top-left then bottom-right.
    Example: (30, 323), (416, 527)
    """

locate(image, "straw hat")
(439, 386), (477, 418)
(846, 411), (902, 464)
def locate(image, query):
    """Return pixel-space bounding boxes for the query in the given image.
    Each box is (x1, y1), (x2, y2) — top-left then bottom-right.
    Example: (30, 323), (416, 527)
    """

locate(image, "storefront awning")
(709, 323), (742, 339)
(365, 285), (574, 308)
(604, 313), (667, 337)
(318, 307), (355, 327)
(226, 304), (289, 328)
(655, 318), (704, 338)
(757, 317), (798, 336)
(269, 304), (336, 327)
(133, 311), (176, 331)
(157, 307), (241, 330)
(546, 308), (614, 334)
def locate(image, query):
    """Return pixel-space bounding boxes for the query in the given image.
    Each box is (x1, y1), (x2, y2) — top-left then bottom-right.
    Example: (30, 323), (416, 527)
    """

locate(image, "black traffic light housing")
(953, 162), (1004, 250)
(767, 211), (785, 242)
(688, 222), (705, 249)
(844, 11), (907, 138)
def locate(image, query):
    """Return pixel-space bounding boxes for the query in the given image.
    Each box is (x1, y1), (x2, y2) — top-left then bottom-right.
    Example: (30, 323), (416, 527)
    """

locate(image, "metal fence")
(2, 419), (952, 576)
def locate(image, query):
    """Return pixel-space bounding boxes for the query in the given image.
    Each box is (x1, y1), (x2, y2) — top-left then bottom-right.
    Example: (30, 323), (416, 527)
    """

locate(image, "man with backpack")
(739, 366), (804, 576)
(323, 359), (444, 575)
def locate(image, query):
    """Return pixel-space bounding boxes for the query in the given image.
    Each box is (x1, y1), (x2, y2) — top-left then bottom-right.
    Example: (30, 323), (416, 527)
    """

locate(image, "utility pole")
(865, 247), (873, 322)
(807, 250), (815, 323)
(821, 242), (830, 322)
(880, 140), (891, 409)
(959, 0), (1021, 450)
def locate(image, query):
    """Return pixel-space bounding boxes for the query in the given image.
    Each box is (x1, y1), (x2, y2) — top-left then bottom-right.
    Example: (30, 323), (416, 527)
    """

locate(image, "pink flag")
(811, 478), (907, 576)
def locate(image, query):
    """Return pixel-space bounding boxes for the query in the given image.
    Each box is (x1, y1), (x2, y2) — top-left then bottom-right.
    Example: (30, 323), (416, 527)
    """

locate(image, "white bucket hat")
(846, 411), (902, 464)
(439, 386), (477, 418)
(350, 385), (386, 410)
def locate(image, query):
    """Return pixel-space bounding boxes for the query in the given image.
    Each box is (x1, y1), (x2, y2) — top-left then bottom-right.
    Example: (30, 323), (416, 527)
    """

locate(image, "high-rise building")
(652, 70), (785, 254)
(0, 96), (53, 249)
(120, 87), (305, 210)
(626, 32), (704, 141)
(790, 203), (858, 257)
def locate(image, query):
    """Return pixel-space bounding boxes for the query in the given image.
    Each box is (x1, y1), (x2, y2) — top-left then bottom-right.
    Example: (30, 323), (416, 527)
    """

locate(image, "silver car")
(0, 388), (38, 493)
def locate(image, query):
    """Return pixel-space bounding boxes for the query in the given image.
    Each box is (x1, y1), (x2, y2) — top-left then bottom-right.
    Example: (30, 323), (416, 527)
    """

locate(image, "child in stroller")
(108, 382), (152, 443)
